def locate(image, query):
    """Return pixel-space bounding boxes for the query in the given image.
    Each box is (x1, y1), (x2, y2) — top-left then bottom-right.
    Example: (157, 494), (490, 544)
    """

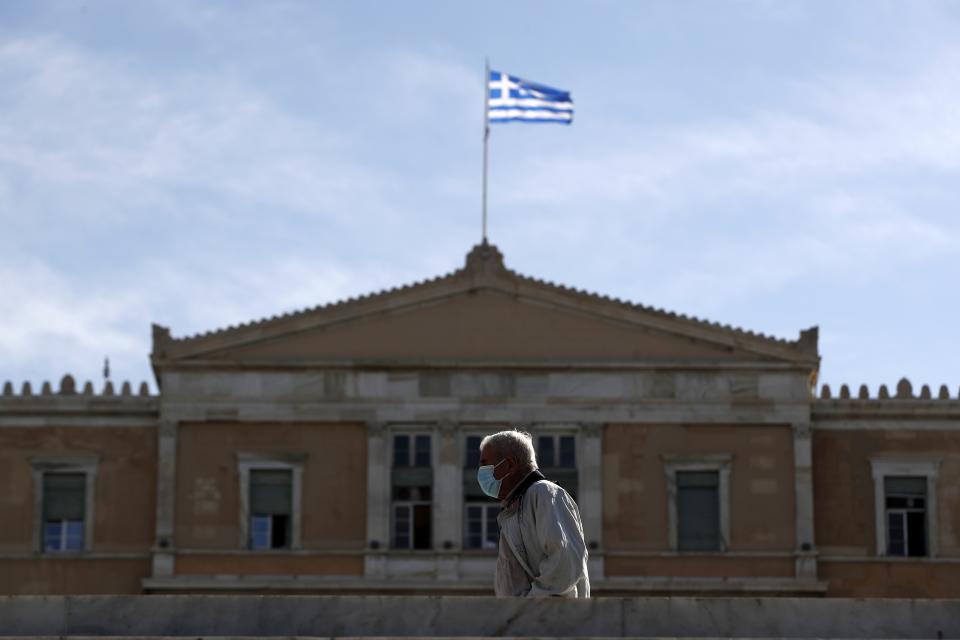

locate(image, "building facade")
(1, 243), (958, 597)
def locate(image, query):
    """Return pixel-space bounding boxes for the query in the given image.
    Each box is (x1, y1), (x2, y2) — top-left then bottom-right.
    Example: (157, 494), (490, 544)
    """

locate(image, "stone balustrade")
(1, 374), (153, 399)
(819, 377), (960, 401)
(0, 595), (958, 638)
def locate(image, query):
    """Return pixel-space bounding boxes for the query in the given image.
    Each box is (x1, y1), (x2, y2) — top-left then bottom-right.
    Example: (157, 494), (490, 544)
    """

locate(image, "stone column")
(364, 421), (389, 578)
(434, 420), (460, 579)
(792, 421), (818, 579)
(579, 422), (605, 580)
(151, 419), (177, 577)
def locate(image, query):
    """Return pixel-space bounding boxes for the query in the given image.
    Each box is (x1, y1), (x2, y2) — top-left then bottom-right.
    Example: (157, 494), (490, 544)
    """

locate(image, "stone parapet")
(1, 375), (155, 399)
(0, 375), (158, 427)
(818, 378), (960, 401)
(0, 595), (957, 638)
(813, 378), (960, 430)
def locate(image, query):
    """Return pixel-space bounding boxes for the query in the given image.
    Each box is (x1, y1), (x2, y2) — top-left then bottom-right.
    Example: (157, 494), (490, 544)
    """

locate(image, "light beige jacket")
(495, 476), (590, 598)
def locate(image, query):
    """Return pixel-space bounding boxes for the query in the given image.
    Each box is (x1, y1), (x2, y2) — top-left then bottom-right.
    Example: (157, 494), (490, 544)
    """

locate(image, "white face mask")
(477, 458), (507, 498)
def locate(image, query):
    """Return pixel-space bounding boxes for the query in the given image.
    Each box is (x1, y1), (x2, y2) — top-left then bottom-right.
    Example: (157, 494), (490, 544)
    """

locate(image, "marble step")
(1, 595), (957, 639)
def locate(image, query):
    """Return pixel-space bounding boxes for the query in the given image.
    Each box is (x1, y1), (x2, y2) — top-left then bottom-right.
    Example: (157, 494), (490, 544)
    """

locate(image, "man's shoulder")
(529, 477), (570, 500)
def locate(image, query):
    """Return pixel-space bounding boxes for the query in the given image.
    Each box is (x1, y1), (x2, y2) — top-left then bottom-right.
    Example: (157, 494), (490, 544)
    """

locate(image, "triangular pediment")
(152, 243), (818, 367)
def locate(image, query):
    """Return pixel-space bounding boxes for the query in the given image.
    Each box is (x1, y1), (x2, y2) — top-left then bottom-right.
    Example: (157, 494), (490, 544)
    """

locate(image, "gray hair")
(479, 429), (537, 468)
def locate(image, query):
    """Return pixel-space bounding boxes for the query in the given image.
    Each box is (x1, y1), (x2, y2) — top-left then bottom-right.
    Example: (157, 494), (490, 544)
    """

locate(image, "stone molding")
(235, 452), (306, 550)
(870, 457), (942, 558)
(579, 421), (604, 437)
(156, 369), (815, 402)
(29, 455), (100, 554)
(151, 244), (819, 367)
(661, 454), (733, 552)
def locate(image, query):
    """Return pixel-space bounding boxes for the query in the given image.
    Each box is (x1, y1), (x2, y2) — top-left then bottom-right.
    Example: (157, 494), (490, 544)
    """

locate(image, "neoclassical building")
(1, 243), (958, 596)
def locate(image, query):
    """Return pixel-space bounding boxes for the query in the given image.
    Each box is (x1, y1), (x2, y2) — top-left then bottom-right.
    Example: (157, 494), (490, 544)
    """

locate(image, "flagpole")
(482, 57), (490, 243)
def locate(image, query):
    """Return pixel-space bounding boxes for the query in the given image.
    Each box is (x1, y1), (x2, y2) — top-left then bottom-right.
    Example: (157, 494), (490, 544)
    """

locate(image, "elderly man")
(477, 429), (590, 597)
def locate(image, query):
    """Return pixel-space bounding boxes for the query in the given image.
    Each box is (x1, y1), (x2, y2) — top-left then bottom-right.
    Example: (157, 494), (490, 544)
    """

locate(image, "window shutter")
(414, 435), (431, 467)
(392, 467), (433, 487)
(393, 435), (410, 467)
(465, 436), (482, 468)
(537, 436), (555, 467)
(250, 469), (292, 515)
(43, 473), (86, 521)
(884, 476), (926, 496)
(558, 436), (576, 467)
(677, 471), (720, 551)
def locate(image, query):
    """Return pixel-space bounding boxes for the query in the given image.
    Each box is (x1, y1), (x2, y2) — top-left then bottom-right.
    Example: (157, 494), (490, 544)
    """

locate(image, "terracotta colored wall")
(175, 422), (366, 552)
(0, 559), (150, 595)
(813, 430), (960, 556)
(0, 427), (157, 553)
(175, 554), (363, 575)
(219, 290), (752, 362)
(606, 555), (794, 578)
(603, 423), (796, 554)
(821, 560), (960, 597)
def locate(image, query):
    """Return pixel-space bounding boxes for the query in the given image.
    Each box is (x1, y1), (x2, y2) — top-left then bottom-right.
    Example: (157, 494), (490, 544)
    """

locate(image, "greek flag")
(488, 70), (573, 124)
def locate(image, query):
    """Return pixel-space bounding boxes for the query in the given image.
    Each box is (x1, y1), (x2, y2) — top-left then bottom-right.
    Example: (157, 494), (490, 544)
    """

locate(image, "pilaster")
(151, 419), (177, 577)
(792, 421), (817, 579)
(364, 420), (389, 577)
(434, 420), (461, 578)
(579, 421), (605, 580)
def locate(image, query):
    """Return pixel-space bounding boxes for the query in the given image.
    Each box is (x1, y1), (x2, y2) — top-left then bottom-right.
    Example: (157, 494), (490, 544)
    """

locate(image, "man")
(477, 429), (590, 597)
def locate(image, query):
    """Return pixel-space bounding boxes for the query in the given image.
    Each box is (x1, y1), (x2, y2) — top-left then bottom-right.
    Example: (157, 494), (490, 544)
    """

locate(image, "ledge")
(0, 595), (957, 638)
(141, 575), (827, 596)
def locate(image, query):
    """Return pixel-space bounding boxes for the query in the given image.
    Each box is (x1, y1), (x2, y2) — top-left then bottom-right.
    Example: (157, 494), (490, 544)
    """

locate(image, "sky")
(1, 0), (958, 395)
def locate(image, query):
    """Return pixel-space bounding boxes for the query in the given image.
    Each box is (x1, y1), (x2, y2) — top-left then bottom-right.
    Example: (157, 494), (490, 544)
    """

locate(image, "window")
(42, 473), (86, 552)
(392, 433), (432, 549)
(676, 471), (721, 551)
(465, 434), (483, 469)
(870, 458), (939, 558)
(463, 434), (500, 550)
(249, 469), (292, 550)
(663, 455), (731, 552)
(464, 503), (500, 550)
(393, 489), (432, 550)
(236, 453), (305, 550)
(537, 434), (576, 468)
(31, 457), (98, 554)
(394, 433), (431, 468)
(536, 433), (578, 500)
(884, 477), (927, 557)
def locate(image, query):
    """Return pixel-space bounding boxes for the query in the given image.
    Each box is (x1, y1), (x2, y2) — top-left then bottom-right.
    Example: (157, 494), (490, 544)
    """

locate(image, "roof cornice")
(151, 242), (820, 369)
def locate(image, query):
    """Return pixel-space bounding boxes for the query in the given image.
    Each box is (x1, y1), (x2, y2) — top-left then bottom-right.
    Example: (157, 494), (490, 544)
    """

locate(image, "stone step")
(1, 596), (958, 639)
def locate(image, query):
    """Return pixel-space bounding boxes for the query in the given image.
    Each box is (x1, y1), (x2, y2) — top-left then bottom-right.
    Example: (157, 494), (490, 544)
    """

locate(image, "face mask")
(477, 458), (508, 499)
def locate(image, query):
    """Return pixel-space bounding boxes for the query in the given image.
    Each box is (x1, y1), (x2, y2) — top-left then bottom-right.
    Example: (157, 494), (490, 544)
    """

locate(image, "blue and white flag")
(488, 70), (573, 124)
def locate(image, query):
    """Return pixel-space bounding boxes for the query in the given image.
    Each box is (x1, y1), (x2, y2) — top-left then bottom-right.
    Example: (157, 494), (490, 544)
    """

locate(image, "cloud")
(0, 33), (479, 387)
(492, 43), (960, 310)
(0, 35), (415, 230)
(143, 256), (420, 339)
(0, 260), (147, 387)
(0, 252), (428, 389)
(503, 50), (960, 207)
(1, 7), (958, 394)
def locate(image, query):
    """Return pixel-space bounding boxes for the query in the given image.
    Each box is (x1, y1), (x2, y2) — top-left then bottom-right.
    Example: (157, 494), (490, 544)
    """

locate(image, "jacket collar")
(502, 468), (545, 506)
